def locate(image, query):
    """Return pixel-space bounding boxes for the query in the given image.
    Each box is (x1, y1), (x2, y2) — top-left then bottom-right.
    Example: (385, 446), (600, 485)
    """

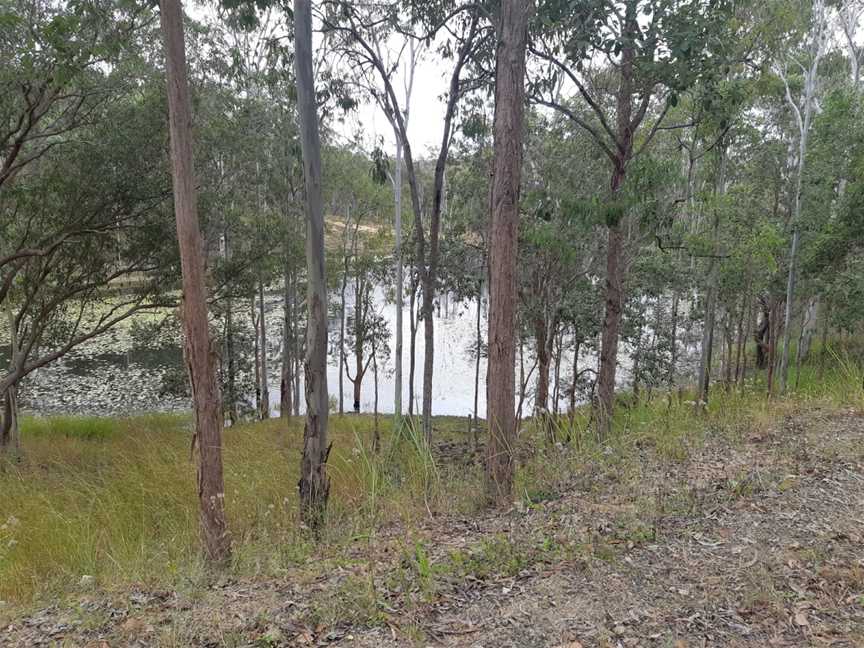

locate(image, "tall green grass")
(0, 351), (860, 607)
(0, 413), (477, 605)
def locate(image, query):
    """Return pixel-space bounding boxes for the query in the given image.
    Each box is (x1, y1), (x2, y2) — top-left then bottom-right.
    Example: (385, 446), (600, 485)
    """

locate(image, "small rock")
(79, 575), (96, 589)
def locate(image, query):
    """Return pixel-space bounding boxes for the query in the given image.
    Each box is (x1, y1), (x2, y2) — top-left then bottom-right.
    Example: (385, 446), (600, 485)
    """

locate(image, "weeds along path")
(3, 409), (864, 647)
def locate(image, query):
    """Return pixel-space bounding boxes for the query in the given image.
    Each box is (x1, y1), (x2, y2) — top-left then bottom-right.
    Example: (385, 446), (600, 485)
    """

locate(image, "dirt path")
(384, 411), (864, 648)
(4, 409), (864, 647)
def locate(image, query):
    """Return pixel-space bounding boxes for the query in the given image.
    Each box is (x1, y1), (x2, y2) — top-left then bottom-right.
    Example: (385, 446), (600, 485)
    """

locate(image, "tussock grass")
(1, 351), (861, 609)
(0, 414), (477, 605)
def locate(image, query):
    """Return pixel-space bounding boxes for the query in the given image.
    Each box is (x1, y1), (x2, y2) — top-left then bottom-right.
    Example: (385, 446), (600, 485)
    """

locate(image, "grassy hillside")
(0, 352), (861, 611)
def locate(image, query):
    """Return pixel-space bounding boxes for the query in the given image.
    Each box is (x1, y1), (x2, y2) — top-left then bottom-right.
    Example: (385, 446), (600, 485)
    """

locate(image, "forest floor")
(3, 402), (864, 647)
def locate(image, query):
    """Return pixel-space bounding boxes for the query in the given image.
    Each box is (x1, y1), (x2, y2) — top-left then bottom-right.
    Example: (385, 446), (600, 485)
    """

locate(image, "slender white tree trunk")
(259, 279), (269, 418)
(778, 0), (826, 392)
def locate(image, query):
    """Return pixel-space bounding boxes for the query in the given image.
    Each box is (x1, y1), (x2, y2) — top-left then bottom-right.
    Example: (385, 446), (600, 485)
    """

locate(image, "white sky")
(332, 51), (450, 157)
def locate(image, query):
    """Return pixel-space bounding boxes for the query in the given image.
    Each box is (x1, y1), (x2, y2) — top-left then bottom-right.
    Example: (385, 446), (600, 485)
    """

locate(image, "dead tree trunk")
(159, 0), (230, 563)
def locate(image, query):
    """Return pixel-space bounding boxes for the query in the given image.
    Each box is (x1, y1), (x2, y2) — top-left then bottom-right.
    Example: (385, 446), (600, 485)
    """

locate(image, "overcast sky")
(326, 42), (451, 157)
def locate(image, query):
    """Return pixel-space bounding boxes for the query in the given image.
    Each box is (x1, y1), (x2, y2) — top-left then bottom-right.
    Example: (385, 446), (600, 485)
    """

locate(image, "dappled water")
(1, 287), (661, 419)
(1, 289), (496, 418)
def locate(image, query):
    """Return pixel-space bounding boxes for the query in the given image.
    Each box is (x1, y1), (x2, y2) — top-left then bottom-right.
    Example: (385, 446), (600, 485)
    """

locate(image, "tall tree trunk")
(350, 271), (366, 413)
(338, 210), (350, 417)
(552, 328), (563, 416)
(159, 0), (230, 563)
(473, 279), (482, 449)
(252, 299), (261, 416)
(292, 271), (301, 417)
(408, 272), (418, 417)
(756, 297), (770, 369)
(293, 271), (302, 417)
(224, 230), (238, 425)
(740, 298), (754, 390)
(779, 228), (801, 392)
(372, 335), (380, 453)
(294, 0), (330, 526)
(0, 384), (19, 459)
(595, 171), (625, 435)
(668, 291), (680, 389)
(595, 3), (640, 436)
(767, 298), (779, 395)
(226, 296), (238, 425)
(734, 289), (748, 384)
(723, 311), (734, 388)
(534, 315), (550, 414)
(485, 0), (530, 506)
(818, 304), (830, 374)
(795, 296), (819, 388)
(393, 138), (404, 427)
(799, 296), (819, 363)
(1, 307), (21, 459)
(259, 279), (269, 419)
(696, 143), (727, 411)
(569, 337), (581, 415)
(779, 0), (825, 392)
(420, 281), (434, 442)
(281, 261), (294, 419)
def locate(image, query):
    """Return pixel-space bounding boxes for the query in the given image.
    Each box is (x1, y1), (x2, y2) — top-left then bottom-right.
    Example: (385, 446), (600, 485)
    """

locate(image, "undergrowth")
(0, 349), (861, 613)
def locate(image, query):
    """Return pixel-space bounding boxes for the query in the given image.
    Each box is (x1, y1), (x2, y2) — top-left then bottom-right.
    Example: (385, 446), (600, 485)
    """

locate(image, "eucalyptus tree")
(0, 87), (175, 452)
(321, 0), (492, 443)
(839, 0), (864, 88)
(294, 0), (330, 527)
(0, 1), (177, 454)
(528, 0), (735, 434)
(797, 71), (864, 359)
(775, 0), (831, 392)
(160, 0), (231, 563)
(344, 245), (392, 414)
(0, 0), (148, 192)
(485, 0), (532, 506)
